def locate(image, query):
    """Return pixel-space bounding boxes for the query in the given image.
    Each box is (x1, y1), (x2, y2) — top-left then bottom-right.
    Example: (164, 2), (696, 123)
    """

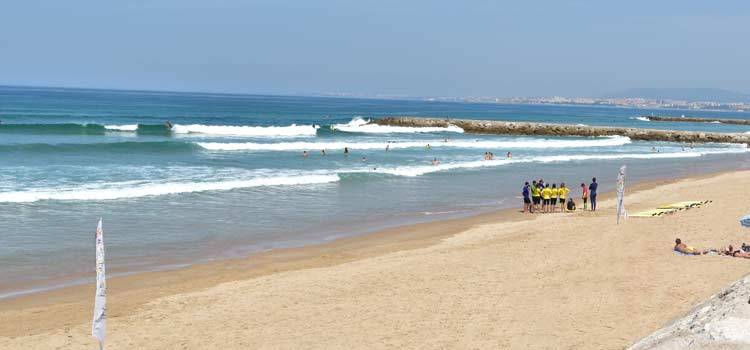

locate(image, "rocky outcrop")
(644, 116), (750, 125)
(374, 117), (750, 144)
(628, 274), (750, 350)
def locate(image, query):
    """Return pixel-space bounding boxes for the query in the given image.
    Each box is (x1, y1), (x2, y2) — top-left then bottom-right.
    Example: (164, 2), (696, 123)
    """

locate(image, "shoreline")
(2, 169), (748, 347)
(2, 151), (746, 303)
(0, 170), (669, 332)
(0, 194), (532, 337)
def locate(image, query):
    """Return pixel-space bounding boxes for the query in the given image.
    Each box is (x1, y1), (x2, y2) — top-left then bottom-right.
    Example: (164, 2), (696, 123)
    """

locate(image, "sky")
(2, 0), (750, 97)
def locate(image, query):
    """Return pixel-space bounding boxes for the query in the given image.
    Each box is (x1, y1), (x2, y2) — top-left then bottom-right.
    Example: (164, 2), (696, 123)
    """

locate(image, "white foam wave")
(170, 124), (319, 137)
(633, 117), (651, 122)
(362, 159), (510, 177)
(346, 148), (749, 177)
(709, 121), (722, 124)
(196, 136), (631, 151)
(331, 117), (464, 134)
(104, 124), (138, 131)
(0, 174), (339, 203)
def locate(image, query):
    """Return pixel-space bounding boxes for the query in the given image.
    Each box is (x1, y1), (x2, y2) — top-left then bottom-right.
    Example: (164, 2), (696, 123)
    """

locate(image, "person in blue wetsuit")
(588, 177), (598, 211)
(522, 182), (532, 213)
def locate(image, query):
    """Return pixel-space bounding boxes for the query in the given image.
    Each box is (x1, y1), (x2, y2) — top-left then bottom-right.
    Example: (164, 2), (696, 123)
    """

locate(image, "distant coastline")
(3, 84), (749, 114)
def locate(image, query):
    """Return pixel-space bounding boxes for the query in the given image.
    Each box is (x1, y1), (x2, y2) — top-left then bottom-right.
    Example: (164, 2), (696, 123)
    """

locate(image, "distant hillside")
(603, 88), (750, 103)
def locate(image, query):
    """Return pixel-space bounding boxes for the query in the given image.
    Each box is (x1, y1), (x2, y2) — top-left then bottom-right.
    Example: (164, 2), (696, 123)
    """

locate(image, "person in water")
(344, 147), (349, 156)
(385, 144), (390, 151)
(432, 158), (440, 166)
(522, 182), (533, 213)
(506, 152), (512, 159)
(580, 183), (588, 210)
(321, 149), (326, 156)
(303, 150), (309, 158)
(165, 120), (173, 129)
(589, 177), (598, 211)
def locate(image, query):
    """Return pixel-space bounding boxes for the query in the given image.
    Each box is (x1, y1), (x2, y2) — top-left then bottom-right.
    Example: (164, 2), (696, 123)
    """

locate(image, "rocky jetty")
(643, 116), (750, 125)
(628, 274), (750, 350)
(375, 117), (750, 145)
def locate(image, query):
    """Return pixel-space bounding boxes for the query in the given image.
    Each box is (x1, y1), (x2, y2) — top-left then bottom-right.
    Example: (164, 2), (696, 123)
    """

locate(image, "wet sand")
(1, 170), (750, 349)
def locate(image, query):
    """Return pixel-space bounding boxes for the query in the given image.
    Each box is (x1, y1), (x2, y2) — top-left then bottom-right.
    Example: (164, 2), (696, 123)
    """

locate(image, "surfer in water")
(165, 120), (173, 130)
(344, 147), (349, 156)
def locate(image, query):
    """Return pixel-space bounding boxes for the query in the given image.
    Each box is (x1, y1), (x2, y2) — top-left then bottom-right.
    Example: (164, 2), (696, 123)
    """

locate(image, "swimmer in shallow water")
(432, 158), (440, 165)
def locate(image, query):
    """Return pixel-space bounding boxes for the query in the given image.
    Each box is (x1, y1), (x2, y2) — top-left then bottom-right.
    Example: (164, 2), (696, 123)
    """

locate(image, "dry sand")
(2, 170), (750, 349)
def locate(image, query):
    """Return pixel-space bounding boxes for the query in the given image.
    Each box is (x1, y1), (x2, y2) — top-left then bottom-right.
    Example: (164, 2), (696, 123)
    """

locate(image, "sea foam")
(345, 147), (749, 177)
(0, 174), (339, 203)
(331, 117), (464, 134)
(104, 124), (139, 131)
(171, 123), (319, 137)
(196, 135), (631, 151)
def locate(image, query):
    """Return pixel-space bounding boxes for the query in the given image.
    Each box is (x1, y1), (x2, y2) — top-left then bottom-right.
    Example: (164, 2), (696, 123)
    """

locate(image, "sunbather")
(674, 238), (709, 255)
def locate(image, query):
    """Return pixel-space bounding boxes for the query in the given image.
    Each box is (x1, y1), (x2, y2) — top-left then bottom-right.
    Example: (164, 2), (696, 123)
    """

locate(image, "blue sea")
(1, 85), (749, 298)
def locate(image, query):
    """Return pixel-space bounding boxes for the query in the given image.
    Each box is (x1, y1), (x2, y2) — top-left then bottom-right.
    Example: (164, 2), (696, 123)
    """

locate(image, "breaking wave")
(0, 174), (340, 203)
(104, 124), (139, 131)
(330, 117), (464, 134)
(196, 135), (631, 151)
(170, 123), (319, 137)
(344, 147), (750, 177)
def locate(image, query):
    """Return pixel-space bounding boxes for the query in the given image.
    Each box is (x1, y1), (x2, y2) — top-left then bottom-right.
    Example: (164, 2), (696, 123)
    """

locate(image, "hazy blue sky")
(2, 1), (749, 97)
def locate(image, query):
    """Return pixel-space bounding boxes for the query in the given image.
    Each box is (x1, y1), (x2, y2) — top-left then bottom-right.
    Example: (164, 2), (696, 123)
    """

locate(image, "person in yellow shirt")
(558, 183), (569, 211)
(541, 184), (552, 212)
(550, 184), (559, 212)
(531, 181), (542, 211)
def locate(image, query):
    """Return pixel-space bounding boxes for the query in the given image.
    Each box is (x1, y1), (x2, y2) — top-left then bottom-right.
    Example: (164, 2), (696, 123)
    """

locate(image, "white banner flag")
(616, 165), (626, 224)
(92, 218), (106, 348)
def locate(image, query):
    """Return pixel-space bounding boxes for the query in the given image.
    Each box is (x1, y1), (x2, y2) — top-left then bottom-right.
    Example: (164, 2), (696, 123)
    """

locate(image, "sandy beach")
(2, 170), (750, 349)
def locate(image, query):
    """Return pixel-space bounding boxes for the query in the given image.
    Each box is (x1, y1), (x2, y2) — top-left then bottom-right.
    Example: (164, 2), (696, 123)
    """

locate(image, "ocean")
(1, 85), (749, 298)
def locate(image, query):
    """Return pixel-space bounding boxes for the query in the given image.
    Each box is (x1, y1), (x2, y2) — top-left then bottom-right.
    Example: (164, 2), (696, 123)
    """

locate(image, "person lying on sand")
(674, 238), (710, 255)
(717, 244), (750, 258)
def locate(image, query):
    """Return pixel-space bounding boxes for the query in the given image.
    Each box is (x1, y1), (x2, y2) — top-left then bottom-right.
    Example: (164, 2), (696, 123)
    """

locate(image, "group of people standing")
(522, 178), (598, 213)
